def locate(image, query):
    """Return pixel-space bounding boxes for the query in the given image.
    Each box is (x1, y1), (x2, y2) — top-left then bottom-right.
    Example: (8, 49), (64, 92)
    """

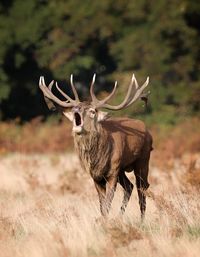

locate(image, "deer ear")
(97, 111), (109, 122)
(63, 111), (73, 122)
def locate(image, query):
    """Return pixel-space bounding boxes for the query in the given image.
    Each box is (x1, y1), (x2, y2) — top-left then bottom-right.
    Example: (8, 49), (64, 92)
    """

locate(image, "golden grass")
(0, 153), (200, 257)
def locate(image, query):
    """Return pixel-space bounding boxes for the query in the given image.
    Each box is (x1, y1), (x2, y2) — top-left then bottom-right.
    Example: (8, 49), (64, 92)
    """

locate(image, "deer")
(39, 73), (153, 219)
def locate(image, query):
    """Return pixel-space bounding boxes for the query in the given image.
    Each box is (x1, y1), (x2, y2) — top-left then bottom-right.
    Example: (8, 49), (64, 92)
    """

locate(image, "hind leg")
(118, 173), (133, 214)
(134, 158), (150, 220)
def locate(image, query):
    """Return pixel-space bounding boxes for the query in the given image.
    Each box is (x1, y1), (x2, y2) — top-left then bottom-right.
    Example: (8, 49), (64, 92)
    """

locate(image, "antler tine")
(100, 73), (136, 110)
(124, 76), (149, 108)
(56, 82), (75, 102)
(99, 81), (118, 105)
(48, 80), (54, 91)
(90, 73), (97, 103)
(90, 79), (118, 108)
(39, 76), (75, 108)
(70, 74), (80, 102)
(39, 76), (53, 99)
(40, 79), (57, 111)
(122, 76), (149, 108)
(90, 73), (119, 108)
(134, 74), (139, 89)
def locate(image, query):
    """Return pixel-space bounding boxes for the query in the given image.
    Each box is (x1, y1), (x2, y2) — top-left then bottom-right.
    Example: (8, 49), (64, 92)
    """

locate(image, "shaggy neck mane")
(73, 124), (112, 181)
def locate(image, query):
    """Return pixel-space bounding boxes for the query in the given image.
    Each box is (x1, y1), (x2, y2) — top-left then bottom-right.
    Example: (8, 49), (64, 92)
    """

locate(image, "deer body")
(73, 117), (152, 216)
(74, 117), (150, 178)
(39, 73), (152, 218)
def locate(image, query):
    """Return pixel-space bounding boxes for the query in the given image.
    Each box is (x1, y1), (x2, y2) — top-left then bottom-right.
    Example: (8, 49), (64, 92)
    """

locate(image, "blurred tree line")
(0, 0), (199, 123)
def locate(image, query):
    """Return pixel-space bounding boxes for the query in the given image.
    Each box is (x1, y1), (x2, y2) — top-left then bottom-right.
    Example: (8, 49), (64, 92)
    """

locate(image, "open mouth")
(74, 112), (82, 126)
(73, 112), (83, 134)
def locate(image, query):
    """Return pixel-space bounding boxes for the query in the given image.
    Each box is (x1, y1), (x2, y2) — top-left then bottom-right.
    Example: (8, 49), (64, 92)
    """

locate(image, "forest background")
(0, 0), (199, 126)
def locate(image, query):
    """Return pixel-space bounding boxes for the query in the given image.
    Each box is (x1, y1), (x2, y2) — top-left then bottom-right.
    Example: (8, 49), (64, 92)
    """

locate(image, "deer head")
(39, 74), (149, 135)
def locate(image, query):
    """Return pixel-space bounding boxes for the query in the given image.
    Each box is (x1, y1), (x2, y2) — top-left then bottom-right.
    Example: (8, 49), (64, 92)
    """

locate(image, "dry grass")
(0, 152), (200, 257)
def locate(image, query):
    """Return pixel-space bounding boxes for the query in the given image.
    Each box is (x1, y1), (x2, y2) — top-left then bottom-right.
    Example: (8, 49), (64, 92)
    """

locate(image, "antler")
(39, 73), (149, 111)
(90, 74), (150, 110)
(39, 76), (80, 108)
(90, 74), (118, 108)
(70, 74), (80, 101)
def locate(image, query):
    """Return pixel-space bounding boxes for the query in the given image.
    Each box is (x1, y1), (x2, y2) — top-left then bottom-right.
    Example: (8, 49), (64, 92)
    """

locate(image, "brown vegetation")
(150, 117), (200, 168)
(0, 117), (73, 154)
(1, 117), (200, 156)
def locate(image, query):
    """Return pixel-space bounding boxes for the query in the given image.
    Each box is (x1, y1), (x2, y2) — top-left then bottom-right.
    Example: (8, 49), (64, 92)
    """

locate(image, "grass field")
(0, 118), (200, 257)
(0, 150), (200, 257)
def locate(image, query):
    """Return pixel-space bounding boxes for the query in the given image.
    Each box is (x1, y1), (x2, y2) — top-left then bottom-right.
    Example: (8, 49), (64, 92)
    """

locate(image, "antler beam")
(90, 74), (149, 110)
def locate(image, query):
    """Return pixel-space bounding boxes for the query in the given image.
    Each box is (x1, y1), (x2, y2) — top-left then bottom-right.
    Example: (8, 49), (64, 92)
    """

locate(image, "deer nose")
(73, 106), (80, 112)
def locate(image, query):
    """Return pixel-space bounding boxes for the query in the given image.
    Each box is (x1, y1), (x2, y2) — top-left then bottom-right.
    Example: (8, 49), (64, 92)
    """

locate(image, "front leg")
(103, 176), (118, 216)
(94, 181), (106, 216)
(95, 176), (118, 217)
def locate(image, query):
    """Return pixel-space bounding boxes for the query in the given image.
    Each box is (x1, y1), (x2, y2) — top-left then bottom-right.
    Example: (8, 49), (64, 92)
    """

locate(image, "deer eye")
(88, 108), (96, 118)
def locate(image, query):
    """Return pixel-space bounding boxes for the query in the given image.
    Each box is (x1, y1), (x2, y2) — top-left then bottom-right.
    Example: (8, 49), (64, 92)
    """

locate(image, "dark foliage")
(0, 0), (199, 122)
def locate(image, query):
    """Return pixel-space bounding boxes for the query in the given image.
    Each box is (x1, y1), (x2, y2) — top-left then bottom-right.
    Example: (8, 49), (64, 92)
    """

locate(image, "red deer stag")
(39, 74), (153, 219)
